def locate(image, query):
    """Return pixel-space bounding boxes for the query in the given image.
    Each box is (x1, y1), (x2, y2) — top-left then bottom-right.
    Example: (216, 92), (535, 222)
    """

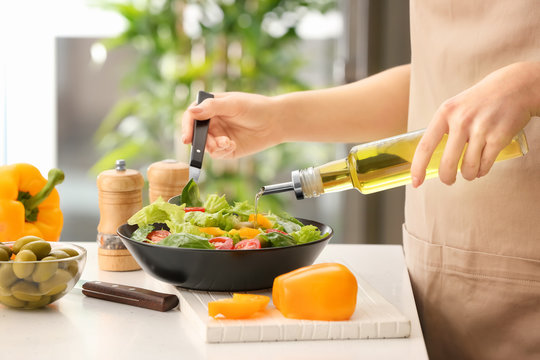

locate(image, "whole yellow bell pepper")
(272, 262), (358, 321)
(0, 164), (64, 242)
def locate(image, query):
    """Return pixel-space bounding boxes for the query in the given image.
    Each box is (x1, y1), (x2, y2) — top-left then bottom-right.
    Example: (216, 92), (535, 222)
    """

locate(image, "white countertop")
(2, 243), (428, 360)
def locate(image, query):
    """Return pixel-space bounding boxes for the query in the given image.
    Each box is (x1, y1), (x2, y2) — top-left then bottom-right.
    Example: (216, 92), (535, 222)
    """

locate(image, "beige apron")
(405, 1), (540, 359)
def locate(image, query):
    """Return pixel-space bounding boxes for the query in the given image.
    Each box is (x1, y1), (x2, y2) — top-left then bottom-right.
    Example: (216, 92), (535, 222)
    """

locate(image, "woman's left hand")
(411, 61), (540, 187)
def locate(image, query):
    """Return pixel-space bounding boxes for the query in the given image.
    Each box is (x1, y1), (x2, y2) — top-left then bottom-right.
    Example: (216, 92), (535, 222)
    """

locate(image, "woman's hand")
(411, 61), (540, 187)
(181, 92), (283, 159)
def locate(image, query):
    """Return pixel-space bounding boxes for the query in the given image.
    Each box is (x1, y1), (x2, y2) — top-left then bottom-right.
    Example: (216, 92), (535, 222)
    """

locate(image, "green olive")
(13, 250), (37, 279)
(0, 248), (9, 261)
(64, 261), (80, 277)
(39, 269), (72, 296)
(0, 244), (12, 259)
(48, 250), (70, 260)
(31, 256), (59, 282)
(12, 236), (43, 254)
(0, 295), (26, 308)
(20, 240), (51, 260)
(56, 247), (79, 257)
(26, 295), (51, 309)
(0, 285), (11, 296)
(0, 264), (18, 289)
(11, 281), (42, 302)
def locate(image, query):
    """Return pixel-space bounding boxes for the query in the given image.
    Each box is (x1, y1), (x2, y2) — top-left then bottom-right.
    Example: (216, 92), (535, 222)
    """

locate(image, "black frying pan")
(117, 219), (332, 291)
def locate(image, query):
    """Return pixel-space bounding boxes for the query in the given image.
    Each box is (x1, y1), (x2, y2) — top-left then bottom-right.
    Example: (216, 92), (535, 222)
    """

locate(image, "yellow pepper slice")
(272, 263), (358, 321)
(199, 227), (226, 237)
(208, 293), (270, 319)
(248, 214), (273, 229)
(228, 227), (262, 239)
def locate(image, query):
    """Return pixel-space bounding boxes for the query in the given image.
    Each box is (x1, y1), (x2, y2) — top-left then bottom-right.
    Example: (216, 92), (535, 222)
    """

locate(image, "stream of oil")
(253, 188), (264, 228)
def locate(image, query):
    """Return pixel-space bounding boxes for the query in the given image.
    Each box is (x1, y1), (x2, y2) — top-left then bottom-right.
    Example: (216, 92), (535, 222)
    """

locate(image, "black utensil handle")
(190, 91), (214, 168)
(81, 281), (179, 312)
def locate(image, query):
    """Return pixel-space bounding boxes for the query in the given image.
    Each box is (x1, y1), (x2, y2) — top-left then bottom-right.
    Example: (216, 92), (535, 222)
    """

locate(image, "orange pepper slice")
(248, 214), (273, 229)
(208, 293), (270, 319)
(199, 227), (226, 237)
(272, 263), (358, 321)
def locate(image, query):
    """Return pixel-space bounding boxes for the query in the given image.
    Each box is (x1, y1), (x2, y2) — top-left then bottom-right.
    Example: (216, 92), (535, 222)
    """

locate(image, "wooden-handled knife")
(79, 280), (179, 312)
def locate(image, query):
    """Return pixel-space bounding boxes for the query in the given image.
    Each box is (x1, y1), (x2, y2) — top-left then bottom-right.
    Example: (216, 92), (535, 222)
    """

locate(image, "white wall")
(0, 0), (124, 174)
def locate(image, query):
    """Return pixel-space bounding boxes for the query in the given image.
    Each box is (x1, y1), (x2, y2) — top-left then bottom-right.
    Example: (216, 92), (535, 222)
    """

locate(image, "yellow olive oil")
(317, 129), (529, 195)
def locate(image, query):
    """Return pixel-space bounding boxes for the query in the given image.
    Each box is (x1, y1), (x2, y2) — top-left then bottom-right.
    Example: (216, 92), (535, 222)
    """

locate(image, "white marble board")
(174, 262), (411, 343)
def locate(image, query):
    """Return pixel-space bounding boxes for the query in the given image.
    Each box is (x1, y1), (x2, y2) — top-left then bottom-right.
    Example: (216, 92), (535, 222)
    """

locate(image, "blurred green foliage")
(93, 0), (337, 210)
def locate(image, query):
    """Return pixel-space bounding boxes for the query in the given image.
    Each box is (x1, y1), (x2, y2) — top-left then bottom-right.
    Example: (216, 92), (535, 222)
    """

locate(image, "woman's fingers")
(460, 133), (486, 180)
(477, 137), (507, 177)
(206, 135), (236, 159)
(438, 130), (468, 185)
(190, 96), (240, 120)
(411, 118), (447, 187)
(181, 95), (239, 145)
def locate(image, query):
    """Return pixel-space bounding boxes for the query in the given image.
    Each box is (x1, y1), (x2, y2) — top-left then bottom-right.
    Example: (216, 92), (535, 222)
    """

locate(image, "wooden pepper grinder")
(147, 159), (189, 203)
(97, 159), (144, 271)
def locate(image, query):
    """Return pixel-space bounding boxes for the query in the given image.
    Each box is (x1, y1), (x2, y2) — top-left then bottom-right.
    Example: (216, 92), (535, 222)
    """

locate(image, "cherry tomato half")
(185, 207), (205, 212)
(234, 238), (261, 250)
(209, 237), (234, 250)
(265, 229), (288, 235)
(146, 230), (171, 243)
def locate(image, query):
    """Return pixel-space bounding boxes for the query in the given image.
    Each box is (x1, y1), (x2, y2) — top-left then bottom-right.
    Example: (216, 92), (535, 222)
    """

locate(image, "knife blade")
(189, 90), (214, 182)
(77, 280), (179, 312)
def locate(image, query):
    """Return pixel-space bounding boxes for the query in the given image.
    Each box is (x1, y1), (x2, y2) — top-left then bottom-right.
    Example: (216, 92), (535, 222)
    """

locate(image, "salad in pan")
(127, 180), (326, 250)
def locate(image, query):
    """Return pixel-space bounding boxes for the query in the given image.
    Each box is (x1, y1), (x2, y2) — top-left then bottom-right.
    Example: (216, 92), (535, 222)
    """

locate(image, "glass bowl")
(0, 241), (87, 309)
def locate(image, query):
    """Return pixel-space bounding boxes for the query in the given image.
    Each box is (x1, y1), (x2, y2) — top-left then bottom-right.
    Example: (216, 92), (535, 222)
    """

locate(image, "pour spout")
(261, 182), (295, 195)
(261, 170), (305, 200)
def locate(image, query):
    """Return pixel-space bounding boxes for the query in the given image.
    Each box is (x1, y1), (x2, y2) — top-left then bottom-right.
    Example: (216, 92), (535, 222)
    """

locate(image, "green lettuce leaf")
(204, 194), (230, 213)
(215, 211), (239, 231)
(184, 210), (238, 231)
(230, 201), (255, 221)
(166, 221), (208, 237)
(290, 225), (323, 245)
(160, 233), (213, 249)
(127, 197), (185, 227)
(226, 231), (242, 245)
(185, 211), (218, 227)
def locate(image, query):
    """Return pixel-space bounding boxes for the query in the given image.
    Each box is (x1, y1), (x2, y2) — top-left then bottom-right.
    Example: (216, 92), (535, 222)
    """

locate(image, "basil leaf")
(131, 225), (154, 242)
(181, 178), (203, 207)
(258, 232), (296, 248)
(277, 211), (304, 227)
(160, 233), (213, 249)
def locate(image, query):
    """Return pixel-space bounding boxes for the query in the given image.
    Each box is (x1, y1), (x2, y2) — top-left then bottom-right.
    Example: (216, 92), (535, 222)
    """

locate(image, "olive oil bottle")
(261, 129), (529, 199)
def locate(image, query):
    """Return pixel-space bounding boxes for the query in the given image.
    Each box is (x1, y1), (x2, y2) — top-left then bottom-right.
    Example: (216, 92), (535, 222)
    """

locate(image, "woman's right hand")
(181, 92), (284, 159)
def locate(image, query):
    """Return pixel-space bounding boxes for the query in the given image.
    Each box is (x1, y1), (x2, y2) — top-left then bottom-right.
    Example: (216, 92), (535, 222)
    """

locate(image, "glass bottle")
(261, 129), (529, 199)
